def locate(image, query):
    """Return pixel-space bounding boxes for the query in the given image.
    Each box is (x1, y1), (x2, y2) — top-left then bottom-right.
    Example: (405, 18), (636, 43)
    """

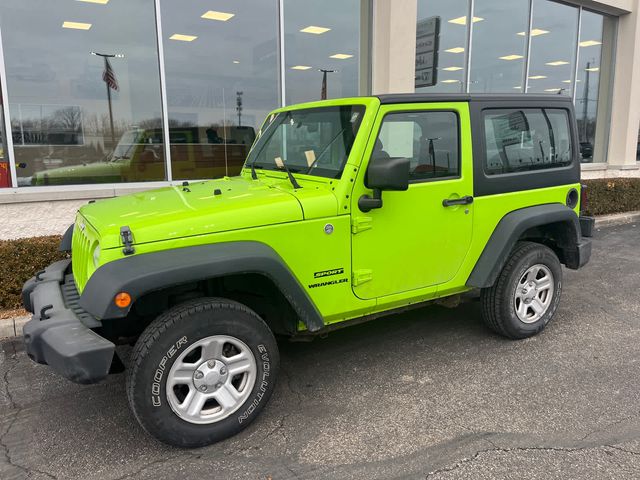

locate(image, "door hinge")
(352, 269), (373, 287)
(351, 216), (373, 234)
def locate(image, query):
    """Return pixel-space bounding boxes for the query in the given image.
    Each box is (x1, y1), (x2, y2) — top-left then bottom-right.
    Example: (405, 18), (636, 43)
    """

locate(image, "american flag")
(102, 58), (119, 91)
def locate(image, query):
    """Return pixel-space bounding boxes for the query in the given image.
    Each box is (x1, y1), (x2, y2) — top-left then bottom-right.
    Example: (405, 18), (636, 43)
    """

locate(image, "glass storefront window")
(283, 0), (361, 104)
(575, 11), (604, 163)
(469, 0), (529, 93)
(0, 0), (166, 186)
(527, 0), (578, 96)
(0, 89), (10, 187)
(416, 0), (469, 93)
(159, 0), (279, 180)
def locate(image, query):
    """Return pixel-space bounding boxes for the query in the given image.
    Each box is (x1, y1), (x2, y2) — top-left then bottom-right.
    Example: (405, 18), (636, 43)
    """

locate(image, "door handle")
(442, 195), (474, 207)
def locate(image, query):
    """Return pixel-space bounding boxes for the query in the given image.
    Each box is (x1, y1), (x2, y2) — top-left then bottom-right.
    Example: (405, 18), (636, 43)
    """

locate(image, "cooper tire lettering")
(151, 336), (188, 408)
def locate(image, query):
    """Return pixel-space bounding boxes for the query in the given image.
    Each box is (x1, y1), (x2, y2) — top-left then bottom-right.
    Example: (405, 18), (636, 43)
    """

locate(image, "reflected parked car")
(580, 141), (594, 161)
(30, 126), (256, 186)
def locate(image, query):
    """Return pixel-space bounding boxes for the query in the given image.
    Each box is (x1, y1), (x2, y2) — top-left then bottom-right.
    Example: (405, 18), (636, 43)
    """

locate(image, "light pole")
(236, 91), (243, 126)
(90, 51), (124, 146)
(319, 69), (336, 100)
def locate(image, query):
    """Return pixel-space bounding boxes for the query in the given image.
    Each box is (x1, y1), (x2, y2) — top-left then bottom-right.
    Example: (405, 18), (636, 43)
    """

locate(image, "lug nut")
(194, 371), (204, 379)
(208, 360), (215, 368)
(220, 367), (227, 375)
(199, 385), (207, 392)
(215, 382), (222, 389)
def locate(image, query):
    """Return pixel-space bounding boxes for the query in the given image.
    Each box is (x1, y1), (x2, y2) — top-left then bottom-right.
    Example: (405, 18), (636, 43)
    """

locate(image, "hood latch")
(120, 226), (135, 256)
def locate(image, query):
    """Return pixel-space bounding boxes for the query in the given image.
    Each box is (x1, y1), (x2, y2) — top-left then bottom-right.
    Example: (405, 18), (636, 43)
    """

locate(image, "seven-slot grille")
(71, 217), (94, 292)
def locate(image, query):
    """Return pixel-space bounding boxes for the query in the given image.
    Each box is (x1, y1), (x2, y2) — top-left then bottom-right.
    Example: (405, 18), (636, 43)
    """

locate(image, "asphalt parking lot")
(1, 222), (640, 480)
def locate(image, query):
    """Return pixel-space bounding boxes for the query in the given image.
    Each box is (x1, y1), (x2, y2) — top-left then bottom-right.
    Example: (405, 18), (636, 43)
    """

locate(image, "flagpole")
(91, 51), (123, 148)
(318, 69), (335, 100)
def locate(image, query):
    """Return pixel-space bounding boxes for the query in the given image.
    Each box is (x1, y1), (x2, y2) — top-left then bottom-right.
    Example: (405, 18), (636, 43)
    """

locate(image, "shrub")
(0, 235), (67, 310)
(582, 178), (640, 216)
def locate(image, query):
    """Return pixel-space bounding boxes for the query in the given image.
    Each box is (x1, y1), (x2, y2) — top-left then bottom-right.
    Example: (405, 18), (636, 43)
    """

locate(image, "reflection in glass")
(0, 89), (10, 187)
(416, 0), (470, 93)
(0, 0), (166, 186)
(160, 0), (278, 180)
(575, 11), (604, 163)
(284, 0), (361, 104)
(527, 0), (578, 96)
(469, 0), (528, 93)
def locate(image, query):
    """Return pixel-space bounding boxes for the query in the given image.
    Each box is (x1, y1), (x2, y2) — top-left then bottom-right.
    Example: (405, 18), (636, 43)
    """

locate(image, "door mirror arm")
(358, 188), (382, 213)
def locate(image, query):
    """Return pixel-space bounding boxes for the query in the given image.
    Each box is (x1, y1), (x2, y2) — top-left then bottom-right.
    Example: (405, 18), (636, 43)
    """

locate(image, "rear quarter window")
(483, 108), (573, 175)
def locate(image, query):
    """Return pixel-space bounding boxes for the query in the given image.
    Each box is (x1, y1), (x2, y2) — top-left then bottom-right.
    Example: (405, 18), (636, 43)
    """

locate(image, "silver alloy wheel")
(514, 264), (554, 324)
(166, 335), (257, 425)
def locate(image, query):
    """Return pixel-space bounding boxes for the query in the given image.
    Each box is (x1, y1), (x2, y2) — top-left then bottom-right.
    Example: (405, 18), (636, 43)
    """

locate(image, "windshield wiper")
(277, 157), (302, 189)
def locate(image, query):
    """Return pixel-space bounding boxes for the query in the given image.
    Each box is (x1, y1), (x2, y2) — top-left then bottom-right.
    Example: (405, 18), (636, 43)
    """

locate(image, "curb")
(1, 211), (639, 341)
(0, 315), (29, 340)
(594, 210), (640, 229)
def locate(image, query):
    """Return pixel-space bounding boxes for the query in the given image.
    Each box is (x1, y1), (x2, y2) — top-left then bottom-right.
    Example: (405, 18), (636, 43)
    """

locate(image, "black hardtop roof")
(376, 93), (574, 105)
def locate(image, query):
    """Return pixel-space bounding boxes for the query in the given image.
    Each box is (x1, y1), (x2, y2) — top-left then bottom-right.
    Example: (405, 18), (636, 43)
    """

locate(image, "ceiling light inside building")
(62, 21), (92, 30)
(448, 16), (483, 25)
(441, 79), (460, 83)
(528, 75), (547, 79)
(300, 25), (331, 34)
(442, 66), (463, 71)
(499, 54), (524, 61)
(513, 86), (522, 89)
(585, 67), (600, 72)
(330, 53), (353, 59)
(544, 88), (562, 92)
(233, 60), (240, 64)
(170, 34), (198, 42)
(517, 29), (550, 37)
(546, 60), (569, 66)
(445, 47), (465, 53)
(201, 10), (235, 21)
(579, 40), (602, 47)
(76, 0), (109, 4)
(291, 65), (312, 70)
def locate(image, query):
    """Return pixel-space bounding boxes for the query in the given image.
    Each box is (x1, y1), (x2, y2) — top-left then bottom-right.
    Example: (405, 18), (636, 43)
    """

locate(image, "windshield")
(246, 105), (365, 179)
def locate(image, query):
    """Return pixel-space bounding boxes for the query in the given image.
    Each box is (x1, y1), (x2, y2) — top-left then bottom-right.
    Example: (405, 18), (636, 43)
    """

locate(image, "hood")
(79, 175), (337, 249)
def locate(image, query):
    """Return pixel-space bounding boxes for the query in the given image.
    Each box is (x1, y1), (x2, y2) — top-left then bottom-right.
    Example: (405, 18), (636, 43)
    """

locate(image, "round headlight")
(92, 244), (101, 267)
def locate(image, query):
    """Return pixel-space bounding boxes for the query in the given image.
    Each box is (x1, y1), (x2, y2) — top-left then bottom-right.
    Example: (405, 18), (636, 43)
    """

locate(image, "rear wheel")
(481, 242), (562, 339)
(126, 297), (279, 448)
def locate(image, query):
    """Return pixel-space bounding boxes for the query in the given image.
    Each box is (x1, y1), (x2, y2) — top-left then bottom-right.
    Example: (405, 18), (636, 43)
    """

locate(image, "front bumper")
(22, 259), (115, 384)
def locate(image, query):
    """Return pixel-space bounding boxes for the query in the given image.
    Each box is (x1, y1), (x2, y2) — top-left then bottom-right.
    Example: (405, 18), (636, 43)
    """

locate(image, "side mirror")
(358, 157), (410, 212)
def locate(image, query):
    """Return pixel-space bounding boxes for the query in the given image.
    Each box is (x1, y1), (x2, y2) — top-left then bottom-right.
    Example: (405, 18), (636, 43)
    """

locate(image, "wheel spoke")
(516, 299), (528, 318)
(526, 266), (540, 283)
(226, 352), (252, 375)
(181, 390), (208, 417)
(530, 298), (545, 314)
(214, 384), (240, 412)
(169, 368), (194, 385)
(535, 277), (552, 291)
(201, 337), (224, 360)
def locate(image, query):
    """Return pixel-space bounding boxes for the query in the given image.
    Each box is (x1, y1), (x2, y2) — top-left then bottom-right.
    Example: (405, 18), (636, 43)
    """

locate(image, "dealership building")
(0, 0), (638, 239)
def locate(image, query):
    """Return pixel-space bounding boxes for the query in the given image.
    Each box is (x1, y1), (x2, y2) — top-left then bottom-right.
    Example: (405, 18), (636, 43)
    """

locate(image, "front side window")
(246, 105), (365, 179)
(483, 108), (573, 175)
(374, 111), (460, 181)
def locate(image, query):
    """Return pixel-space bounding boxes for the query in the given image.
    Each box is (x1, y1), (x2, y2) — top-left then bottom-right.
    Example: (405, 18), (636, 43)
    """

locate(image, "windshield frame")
(245, 102), (370, 180)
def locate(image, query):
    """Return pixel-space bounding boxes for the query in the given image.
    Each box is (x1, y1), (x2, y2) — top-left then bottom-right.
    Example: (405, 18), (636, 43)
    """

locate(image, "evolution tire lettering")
(313, 267), (344, 279)
(238, 344), (270, 424)
(308, 277), (349, 289)
(151, 336), (188, 407)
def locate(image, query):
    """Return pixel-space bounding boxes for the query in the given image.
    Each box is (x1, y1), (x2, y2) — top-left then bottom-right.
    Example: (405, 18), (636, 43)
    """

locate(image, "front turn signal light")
(114, 292), (132, 308)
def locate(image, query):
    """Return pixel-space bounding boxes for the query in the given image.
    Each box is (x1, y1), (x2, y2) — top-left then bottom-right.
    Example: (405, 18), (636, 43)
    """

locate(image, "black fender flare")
(79, 241), (325, 332)
(466, 204), (581, 288)
(59, 224), (74, 252)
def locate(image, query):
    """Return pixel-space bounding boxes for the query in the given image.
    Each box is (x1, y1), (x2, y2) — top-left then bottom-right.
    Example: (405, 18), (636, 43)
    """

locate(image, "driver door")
(350, 103), (474, 300)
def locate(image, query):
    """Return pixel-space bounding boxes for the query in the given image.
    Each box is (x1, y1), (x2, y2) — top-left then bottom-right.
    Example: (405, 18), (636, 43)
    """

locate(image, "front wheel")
(481, 242), (562, 339)
(126, 298), (279, 448)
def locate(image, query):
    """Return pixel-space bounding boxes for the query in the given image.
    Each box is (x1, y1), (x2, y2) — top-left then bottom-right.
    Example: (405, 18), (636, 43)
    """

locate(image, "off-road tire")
(126, 297), (279, 448)
(480, 241), (562, 339)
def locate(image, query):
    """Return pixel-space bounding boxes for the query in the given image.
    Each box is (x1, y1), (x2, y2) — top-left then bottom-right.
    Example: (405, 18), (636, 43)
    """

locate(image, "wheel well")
(99, 273), (300, 343)
(519, 220), (578, 265)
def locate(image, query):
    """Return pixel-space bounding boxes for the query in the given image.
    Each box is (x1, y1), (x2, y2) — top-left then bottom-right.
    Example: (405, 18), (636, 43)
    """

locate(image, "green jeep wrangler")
(22, 94), (593, 447)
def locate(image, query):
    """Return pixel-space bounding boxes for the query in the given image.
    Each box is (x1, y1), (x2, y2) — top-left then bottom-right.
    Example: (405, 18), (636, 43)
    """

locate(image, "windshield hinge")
(120, 226), (135, 256)
(352, 269), (373, 287)
(351, 216), (373, 234)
